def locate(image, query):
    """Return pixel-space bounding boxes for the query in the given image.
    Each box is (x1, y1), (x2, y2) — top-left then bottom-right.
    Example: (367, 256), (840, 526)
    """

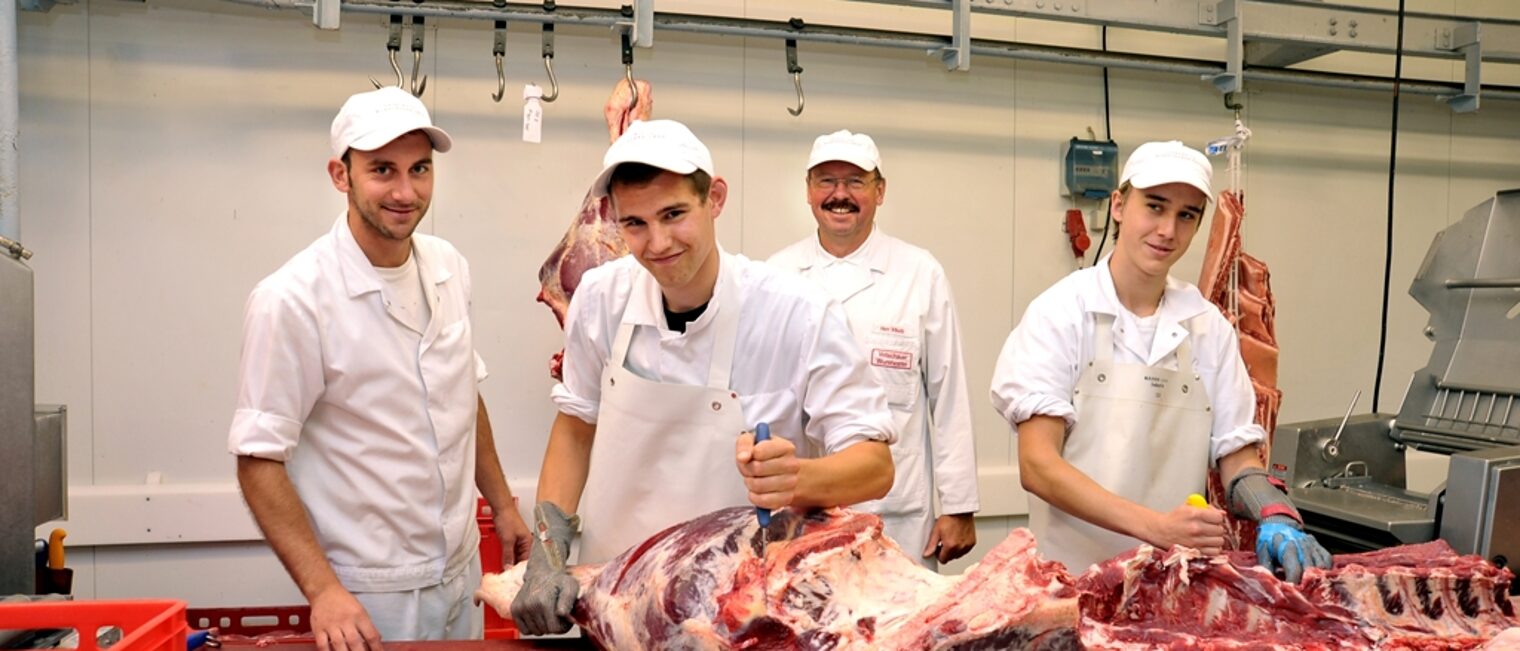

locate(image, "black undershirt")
(663, 300), (711, 333)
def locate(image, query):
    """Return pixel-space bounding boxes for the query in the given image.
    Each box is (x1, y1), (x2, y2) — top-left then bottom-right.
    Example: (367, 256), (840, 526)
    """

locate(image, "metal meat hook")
(786, 36), (805, 117)
(409, 15), (429, 97)
(491, 20), (507, 103)
(541, 21), (560, 102)
(369, 14), (405, 90)
(621, 31), (638, 113)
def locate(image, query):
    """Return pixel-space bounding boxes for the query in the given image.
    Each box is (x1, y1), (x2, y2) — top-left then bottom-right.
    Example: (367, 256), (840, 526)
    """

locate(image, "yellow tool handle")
(47, 529), (67, 570)
(1186, 494), (1209, 509)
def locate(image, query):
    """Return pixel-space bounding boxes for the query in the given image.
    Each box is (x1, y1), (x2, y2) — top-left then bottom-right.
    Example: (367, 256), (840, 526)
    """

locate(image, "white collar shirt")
(551, 248), (897, 455)
(229, 215), (488, 592)
(769, 229), (979, 517)
(989, 257), (1265, 462)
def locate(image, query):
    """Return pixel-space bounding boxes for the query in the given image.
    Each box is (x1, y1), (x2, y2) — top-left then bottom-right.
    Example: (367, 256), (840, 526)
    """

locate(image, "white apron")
(576, 269), (749, 565)
(1027, 313), (1213, 573)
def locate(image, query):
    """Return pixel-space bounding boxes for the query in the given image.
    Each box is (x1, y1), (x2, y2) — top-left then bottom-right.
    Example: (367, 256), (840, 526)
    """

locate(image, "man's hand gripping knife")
(510, 502), (581, 635)
(1229, 468), (1333, 583)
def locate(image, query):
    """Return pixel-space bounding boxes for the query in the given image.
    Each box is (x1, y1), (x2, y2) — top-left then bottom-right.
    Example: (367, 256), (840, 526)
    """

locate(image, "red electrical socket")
(1064, 209), (1091, 259)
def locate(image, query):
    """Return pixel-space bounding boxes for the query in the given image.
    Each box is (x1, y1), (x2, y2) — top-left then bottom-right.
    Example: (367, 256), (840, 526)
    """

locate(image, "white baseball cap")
(807, 129), (881, 173)
(1119, 140), (1212, 199)
(591, 120), (715, 199)
(330, 87), (453, 157)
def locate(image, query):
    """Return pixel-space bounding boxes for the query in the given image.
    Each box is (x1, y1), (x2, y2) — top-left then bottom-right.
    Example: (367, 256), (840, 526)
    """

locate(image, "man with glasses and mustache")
(990, 141), (1329, 581)
(230, 87), (532, 648)
(769, 130), (981, 570)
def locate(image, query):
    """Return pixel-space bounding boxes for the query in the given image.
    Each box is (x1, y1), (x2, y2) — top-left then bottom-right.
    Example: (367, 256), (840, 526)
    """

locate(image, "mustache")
(822, 199), (860, 212)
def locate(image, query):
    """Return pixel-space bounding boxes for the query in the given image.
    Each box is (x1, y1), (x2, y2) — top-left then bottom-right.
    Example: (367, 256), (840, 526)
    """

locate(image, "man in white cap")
(989, 141), (1330, 579)
(511, 119), (897, 636)
(230, 87), (531, 647)
(769, 130), (980, 570)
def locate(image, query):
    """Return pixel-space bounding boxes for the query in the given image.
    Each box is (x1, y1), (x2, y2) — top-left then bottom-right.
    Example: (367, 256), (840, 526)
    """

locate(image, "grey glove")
(1231, 468), (1333, 583)
(510, 501), (580, 636)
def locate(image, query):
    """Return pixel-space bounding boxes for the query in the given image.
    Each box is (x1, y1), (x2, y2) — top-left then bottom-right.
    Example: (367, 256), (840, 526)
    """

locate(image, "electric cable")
(1373, 0), (1406, 412)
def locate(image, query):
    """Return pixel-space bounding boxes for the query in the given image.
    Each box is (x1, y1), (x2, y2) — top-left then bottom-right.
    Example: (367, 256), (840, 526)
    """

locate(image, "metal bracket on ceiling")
(1207, 0), (1243, 96)
(312, 0), (340, 30)
(618, 0), (654, 49)
(1439, 22), (1481, 113)
(940, 0), (971, 71)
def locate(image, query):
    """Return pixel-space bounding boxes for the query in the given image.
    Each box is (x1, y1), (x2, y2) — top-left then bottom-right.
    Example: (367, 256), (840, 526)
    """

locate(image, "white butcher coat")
(229, 215), (487, 599)
(769, 229), (980, 567)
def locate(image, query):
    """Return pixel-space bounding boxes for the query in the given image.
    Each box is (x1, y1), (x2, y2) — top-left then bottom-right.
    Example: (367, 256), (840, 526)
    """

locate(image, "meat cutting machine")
(1271, 189), (1520, 582)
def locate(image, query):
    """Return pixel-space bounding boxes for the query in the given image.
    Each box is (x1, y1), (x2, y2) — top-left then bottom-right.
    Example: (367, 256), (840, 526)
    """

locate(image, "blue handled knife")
(754, 422), (772, 530)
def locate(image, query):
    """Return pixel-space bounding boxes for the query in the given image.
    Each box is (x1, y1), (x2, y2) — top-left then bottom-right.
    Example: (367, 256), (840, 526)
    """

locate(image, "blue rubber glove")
(1255, 515), (1332, 584)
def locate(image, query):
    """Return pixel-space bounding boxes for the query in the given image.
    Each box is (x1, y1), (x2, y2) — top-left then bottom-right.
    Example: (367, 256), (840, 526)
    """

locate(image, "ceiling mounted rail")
(203, 0), (1520, 108)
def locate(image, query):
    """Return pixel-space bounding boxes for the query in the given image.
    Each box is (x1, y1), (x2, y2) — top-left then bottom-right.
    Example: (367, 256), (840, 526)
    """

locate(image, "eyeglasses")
(809, 175), (878, 192)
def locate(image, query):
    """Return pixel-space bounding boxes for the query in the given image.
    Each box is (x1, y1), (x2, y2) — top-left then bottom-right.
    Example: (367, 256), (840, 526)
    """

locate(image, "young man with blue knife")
(511, 120), (898, 636)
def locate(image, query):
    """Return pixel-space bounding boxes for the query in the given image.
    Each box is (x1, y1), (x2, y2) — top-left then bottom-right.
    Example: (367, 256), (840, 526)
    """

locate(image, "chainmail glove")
(510, 501), (580, 635)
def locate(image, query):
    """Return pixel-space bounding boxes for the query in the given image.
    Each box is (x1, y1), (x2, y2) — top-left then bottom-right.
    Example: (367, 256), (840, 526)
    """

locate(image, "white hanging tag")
(523, 83), (544, 144)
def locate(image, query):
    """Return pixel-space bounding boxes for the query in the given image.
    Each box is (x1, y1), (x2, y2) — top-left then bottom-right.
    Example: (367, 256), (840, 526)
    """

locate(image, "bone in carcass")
(1301, 541), (1520, 649)
(476, 507), (1081, 650)
(1197, 189), (1281, 551)
(537, 79), (653, 379)
(1078, 540), (1520, 649)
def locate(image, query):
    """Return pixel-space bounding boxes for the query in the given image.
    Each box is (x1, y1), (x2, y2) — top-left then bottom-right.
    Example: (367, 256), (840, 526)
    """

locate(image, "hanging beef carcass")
(537, 79), (654, 379)
(1197, 188), (1283, 550)
(477, 507), (1082, 650)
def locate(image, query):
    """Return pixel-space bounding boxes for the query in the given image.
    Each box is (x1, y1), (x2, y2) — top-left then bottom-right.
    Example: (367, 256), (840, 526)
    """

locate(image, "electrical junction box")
(1061, 137), (1118, 200)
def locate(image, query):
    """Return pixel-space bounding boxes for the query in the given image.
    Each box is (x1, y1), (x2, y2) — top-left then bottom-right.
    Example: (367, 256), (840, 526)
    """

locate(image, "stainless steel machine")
(1, 234), (68, 596)
(1271, 190), (1520, 580)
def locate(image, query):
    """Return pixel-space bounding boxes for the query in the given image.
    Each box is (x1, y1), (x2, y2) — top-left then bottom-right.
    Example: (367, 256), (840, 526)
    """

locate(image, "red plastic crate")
(0, 599), (188, 651)
(182, 502), (517, 642)
(477, 497), (520, 640)
(185, 606), (310, 637)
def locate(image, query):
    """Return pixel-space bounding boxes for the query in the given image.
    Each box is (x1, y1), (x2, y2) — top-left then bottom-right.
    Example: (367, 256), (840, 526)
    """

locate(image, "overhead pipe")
(1, 0), (20, 241)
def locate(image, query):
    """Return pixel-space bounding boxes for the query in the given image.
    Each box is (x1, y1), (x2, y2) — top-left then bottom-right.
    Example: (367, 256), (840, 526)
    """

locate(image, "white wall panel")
(13, 0), (1519, 607)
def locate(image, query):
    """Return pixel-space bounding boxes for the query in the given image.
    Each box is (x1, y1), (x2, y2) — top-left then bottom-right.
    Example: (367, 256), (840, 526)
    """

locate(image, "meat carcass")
(479, 506), (1520, 649)
(1301, 541), (1520, 649)
(1079, 540), (1520, 650)
(537, 79), (653, 379)
(477, 507), (1081, 650)
(1198, 189), (1282, 550)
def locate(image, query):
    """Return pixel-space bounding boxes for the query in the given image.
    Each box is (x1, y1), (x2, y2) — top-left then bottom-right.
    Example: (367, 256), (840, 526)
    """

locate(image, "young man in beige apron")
(511, 120), (898, 636)
(990, 141), (1331, 580)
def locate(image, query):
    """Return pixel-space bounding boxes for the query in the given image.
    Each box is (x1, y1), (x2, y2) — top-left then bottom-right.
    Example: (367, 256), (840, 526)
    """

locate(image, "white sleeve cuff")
(227, 409), (303, 461)
(550, 382), (599, 425)
(1002, 394), (1078, 430)
(1211, 423), (1267, 463)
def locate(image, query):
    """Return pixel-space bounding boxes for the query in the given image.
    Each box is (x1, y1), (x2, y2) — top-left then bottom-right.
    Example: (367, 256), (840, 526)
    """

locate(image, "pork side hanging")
(1197, 189), (1282, 551)
(537, 79), (654, 379)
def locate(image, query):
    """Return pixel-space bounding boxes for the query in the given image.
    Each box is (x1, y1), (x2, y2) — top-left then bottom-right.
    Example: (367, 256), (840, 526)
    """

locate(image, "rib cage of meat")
(1197, 189), (1281, 550)
(477, 508), (1519, 649)
(1080, 540), (1519, 649)
(536, 79), (653, 379)
(478, 507), (1083, 650)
